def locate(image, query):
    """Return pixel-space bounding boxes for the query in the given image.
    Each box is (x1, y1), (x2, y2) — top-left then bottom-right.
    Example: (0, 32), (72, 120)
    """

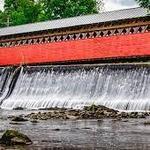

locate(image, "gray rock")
(30, 119), (39, 123)
(11, 116), (28, 122)
(143, 121), (150, 125)
(0, 130), (32, 145)
(13, 107), (24, 110)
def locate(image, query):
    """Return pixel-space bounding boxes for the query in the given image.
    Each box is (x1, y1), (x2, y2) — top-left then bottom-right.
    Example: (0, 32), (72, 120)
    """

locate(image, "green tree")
(4, 0), (42, 26)
(0, 11), (5, 27)
(135, 0), (150, 10)
(0, 0), (103, 27)
(40, 0), (102, 20)
(0, 11), (8, 27)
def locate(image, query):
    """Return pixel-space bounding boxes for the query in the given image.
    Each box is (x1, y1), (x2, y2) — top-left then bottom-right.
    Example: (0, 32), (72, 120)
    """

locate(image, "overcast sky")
(104, 0), (138, 11)
(0, 0), (139, 11)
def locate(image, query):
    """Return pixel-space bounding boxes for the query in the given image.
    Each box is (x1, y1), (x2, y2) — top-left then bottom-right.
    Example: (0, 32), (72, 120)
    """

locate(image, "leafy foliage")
(136, 0), (150, 10)
(40, 0), (101, 20)
(4, 0), (42, 26)
(0, 11), (6, 27)
(0, 0), (102, 27)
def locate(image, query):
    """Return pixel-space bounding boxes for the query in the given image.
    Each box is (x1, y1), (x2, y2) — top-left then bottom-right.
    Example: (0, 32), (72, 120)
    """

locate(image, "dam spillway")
(0, 64), (150, 111)
(0, 8), (149, 112)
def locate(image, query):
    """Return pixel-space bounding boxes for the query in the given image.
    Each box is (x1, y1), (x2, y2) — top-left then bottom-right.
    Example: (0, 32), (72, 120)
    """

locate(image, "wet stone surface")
(0, 130), (32, 146)
(26, 105), (150, 121)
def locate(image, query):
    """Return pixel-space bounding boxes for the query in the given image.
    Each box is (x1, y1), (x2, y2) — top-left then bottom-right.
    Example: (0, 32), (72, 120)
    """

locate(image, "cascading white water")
(0, 67), (14, 102)
(0, 68), (7, 92)
(1, 65), (150, 111)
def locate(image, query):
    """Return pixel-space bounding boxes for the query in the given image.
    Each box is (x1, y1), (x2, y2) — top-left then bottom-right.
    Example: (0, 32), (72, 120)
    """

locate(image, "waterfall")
(0, 64), (150, 111)
(0, 68), (6, 94)
(0, 67), (14, 103)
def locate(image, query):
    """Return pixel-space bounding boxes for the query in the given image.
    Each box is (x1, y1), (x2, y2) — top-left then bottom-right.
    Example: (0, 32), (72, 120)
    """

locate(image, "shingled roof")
(0, 7), (148, 37)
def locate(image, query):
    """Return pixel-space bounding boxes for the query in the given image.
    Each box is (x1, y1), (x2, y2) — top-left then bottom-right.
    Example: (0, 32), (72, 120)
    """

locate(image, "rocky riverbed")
(25, 105), (150, 121)
(0, 105), (150, 149)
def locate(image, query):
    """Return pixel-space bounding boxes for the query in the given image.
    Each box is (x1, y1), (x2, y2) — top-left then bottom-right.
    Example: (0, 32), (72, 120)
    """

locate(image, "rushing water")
(0, 68), (10, 97)
(0, 64), (150, 111)
(0, 67), (14, 102)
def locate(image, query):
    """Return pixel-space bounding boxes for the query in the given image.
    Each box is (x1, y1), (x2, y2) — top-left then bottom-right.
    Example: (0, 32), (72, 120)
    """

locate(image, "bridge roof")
(0, 7), (148, 37)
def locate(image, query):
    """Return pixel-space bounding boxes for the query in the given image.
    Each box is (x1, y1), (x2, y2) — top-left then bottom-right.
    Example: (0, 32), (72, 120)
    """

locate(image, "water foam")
(1, 65), (150, 111)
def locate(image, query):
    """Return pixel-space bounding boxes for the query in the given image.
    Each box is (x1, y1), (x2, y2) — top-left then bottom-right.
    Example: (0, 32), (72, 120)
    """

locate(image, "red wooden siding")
(0, 32), (150, 66)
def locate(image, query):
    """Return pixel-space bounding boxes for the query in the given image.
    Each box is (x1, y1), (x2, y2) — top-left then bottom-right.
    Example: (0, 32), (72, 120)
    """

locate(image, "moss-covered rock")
(0, 130), (32, 145)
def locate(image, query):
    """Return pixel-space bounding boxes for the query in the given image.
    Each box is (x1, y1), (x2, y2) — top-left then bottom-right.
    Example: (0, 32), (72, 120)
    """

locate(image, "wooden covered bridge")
(0, 7), (149, 66)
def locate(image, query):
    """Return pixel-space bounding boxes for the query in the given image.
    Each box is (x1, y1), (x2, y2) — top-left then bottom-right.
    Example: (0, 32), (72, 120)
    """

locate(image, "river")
(0, 109), (150, 150)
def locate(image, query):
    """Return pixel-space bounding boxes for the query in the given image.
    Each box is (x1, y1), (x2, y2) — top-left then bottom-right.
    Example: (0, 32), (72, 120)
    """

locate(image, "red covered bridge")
(0, 7), (150, 66)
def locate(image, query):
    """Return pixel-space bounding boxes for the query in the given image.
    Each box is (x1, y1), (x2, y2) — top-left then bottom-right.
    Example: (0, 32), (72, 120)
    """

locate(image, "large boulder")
(0, 130), (32, 145)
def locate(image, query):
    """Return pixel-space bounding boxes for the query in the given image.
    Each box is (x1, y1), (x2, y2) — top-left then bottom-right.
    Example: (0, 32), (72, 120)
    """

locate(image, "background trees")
(3, 0), (42, 26)
(0, 0), (103, 27)
(135, 0), (150, 10)
(40, 0), (102, 20)
(0, 0), (149, 28)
